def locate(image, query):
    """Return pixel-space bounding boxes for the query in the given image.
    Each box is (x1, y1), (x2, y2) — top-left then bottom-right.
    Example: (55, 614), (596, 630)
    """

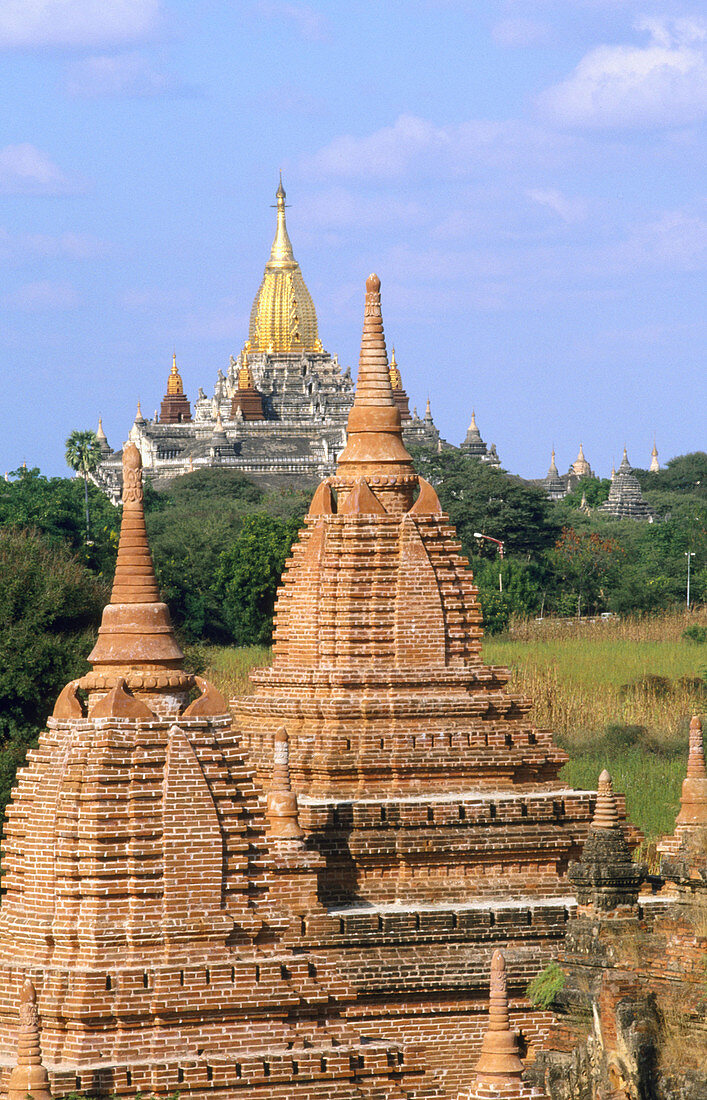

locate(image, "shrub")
(682, 625), (707, 645)
(527, 962), (566, 1009)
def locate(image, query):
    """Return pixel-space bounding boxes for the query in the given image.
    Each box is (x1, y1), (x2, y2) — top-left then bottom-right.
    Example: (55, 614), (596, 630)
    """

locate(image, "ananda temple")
(93, 182), (502, 503)
(1, 274), (704, 1100)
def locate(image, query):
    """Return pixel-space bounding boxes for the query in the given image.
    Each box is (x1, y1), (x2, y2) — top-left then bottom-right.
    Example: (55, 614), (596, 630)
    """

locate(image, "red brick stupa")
(235, 274), (620, 1094)
(0, 442), (425, 1099)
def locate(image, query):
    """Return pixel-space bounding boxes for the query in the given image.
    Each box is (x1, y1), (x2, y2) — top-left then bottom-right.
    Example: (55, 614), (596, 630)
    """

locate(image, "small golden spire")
(389, 346), (402, 390)
(238, 349), (255, 391)
(136, 400), (143, 421)
(167, 352), (183, 396)
(269, 176), (295, 268)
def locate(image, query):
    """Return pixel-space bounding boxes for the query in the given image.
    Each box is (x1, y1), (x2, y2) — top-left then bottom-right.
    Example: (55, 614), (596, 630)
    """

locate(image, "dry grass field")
(204, 608), (707, 844)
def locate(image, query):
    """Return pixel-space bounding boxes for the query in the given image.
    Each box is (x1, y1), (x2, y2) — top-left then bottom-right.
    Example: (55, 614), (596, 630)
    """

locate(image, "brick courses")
(234, 275), (626, 1096)
(0, 442), (429, 1100)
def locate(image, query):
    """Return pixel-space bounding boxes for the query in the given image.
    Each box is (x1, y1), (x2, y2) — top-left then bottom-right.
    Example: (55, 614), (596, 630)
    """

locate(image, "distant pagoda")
(460, 409), (501, 466)
(599, 448), (656, 520)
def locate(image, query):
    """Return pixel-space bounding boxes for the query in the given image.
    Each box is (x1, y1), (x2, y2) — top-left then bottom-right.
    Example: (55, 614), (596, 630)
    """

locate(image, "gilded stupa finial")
(389, 346), (402, 390)
(167, 352), (183, 397)
(248, 180), (323, 353)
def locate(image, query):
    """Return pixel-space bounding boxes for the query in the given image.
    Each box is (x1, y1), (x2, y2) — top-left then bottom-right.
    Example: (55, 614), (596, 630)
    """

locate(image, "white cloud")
(605, 208), (707, 272)
(0, 0), (161, 49)
(492, 18), (550, 48)
(297, 188), (425, 232)
(528, 188), (588, 222)
(0, 228), (106, 259)
(0, 144), (84, 194)
(538, 16), (707, 128)
(254, 1), (327, 42)
(65, 52), (170, 97)
(304, 114), (575, 180)
(4, 281), (79, 310)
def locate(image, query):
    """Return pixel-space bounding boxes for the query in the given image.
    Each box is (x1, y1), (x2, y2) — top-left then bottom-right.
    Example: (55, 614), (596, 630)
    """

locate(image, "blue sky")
(0, 0), (704, 480)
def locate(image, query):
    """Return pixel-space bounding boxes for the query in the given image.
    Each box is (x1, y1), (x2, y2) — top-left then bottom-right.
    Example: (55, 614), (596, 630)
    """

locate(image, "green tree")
(548, 526), (623, 616)
(412, 447), (560, 560)
(65, 429), (104, 544)
(0, 528), (108, 815)
(561, 476), (611, 509)
(0, 466), (118, 577)
(217, 514), (302, 645)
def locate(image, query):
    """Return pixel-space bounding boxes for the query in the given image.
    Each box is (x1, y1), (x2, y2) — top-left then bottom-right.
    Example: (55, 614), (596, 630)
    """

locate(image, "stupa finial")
(336, 275), (414, 479)
(592, 769), (621, 829)
(474, 950), (524, 1081)
(7, 980), (51, 1100)
(675, 715), (707, 826)
(266, 728), (304, 840)
(87, 442), (184, 674)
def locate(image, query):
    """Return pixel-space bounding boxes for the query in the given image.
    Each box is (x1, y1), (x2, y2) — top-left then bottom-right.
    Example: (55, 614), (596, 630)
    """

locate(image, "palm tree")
(65, 429), (103, 543)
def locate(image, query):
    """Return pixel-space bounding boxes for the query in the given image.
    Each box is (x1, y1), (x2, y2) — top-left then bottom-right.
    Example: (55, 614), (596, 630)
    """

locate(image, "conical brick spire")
(8, 980), (51, 1100)
(474, 950), (524, 1082)
(88, 442), (184, 677)
(337, 274), (414, 480)
(676, 715), (707, 826)
(592, 769), (620, 829)
(267, 728), (304, 840)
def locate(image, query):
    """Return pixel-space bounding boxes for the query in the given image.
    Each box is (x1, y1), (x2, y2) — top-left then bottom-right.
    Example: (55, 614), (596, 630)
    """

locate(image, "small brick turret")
(7, 982), (50, 1100)
(569, 770), (644, 913)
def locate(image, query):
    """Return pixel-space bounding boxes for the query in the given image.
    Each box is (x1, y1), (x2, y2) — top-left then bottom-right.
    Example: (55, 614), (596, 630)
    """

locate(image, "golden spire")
(96, 416), (107, 441)
(389, 346), (402, 390)
(337, 274), (414, 480)
(167, 352), (183, 396)
(238, 349), (255, 391)
(650, 437), (659, 472)
(135, 400), (144, 422)
(248, 179), (323, 354)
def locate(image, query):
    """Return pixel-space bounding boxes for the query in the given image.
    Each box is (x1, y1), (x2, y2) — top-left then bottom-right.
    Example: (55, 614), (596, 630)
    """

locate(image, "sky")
(0, 0), (705, 481)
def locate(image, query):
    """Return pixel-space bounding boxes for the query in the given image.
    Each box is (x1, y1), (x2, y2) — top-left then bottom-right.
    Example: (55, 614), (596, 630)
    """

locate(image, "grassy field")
(204, 608), (707, 844)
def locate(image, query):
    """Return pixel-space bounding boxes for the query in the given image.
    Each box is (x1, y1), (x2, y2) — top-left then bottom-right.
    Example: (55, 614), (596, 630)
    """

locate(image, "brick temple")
(0, 275), (649, 1099)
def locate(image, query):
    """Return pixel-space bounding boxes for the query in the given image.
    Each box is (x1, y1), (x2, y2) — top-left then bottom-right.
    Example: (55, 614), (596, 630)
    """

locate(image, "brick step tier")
(0, 1037), (437, 1100)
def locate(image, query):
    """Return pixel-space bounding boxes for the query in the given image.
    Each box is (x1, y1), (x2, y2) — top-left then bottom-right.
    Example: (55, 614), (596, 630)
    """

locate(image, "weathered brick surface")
(233, 276), (624, 1096)
(0, 443), (426, 1100)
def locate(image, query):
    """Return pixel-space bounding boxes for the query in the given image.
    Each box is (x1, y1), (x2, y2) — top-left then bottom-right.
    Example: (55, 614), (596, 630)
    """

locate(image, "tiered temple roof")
(460, 410), (501, 467)
(599, 447), (656, 520)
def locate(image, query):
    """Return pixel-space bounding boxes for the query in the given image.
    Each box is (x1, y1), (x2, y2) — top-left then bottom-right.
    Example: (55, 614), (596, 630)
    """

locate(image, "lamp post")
(685, 551), (695, 610)
(474, 532), (505, 592)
